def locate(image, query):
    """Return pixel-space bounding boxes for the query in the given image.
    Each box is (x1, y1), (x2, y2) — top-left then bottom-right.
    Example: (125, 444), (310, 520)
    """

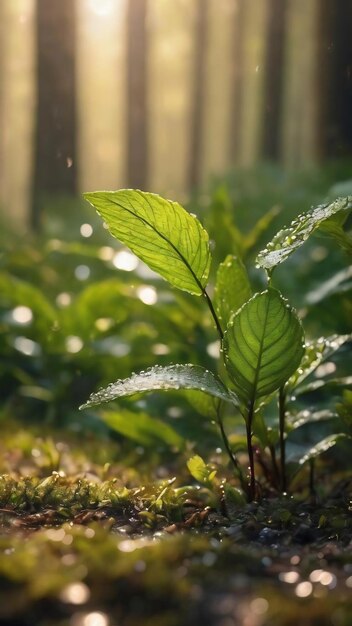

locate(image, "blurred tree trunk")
(32, 0), (76, 230)
(1, 0), (36, 232)
(188, 0), (208, 189)
(76, 0), (127, 193)
(148, 0), (195, 195)
(229, 0), (268, 166)
(238, 0), (269, 166)
(319, 0), (352, 157)
(229, 0), (246, 162)
(0, 1), (4, 201)
(201, 0), (238, 183)
(280, 0), (320, 166)
(127, 0), (148, 190)
(262, 0), (286, 159)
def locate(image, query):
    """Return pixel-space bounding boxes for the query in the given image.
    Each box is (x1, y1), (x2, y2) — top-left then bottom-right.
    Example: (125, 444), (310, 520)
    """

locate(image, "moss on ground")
(0, 423), (351, 626)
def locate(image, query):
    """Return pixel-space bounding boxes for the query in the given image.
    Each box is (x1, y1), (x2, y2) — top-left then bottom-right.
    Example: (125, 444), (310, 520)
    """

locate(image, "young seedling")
(81, 191), (352, 501)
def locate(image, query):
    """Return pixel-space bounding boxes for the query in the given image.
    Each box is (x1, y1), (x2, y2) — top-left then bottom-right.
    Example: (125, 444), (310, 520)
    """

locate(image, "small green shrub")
(81, 191), (352, 501)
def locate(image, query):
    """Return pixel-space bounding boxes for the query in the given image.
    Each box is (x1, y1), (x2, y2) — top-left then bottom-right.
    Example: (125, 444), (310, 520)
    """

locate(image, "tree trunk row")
(0, 0), (351, 231)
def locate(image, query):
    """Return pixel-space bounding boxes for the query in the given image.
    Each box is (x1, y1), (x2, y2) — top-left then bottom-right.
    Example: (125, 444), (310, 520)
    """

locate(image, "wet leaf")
(287, 334), (351, 391)
(223, 289), (305, 402)
(214, 255), (251, 327)
(287, 409), (338, 431)
(84, 190), (211, 295)
(256, 196), (352, 271)
(80, 364), (239, 410)
(294, 376), (352, 396)
(298, 433), (350, 465)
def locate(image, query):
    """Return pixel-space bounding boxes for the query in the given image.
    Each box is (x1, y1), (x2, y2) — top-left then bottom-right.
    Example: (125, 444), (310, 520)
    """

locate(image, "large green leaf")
(84, 190), (211, 296)
(214, 255), (251, 327)
(80, 364), (239, 410)
(256, 196), (352, 271)
(223, 289), (304, 402)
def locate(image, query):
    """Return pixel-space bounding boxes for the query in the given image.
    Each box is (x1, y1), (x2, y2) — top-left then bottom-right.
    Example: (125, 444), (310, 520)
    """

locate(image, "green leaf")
(287, 409), (338, 432)
(294, 376), (352, 397)
(183, 389), (219, 419)
(84, 190), (211, 296)
(223, 289), (305, 402)
(80, 364), (239, 410)
(298, 434), (350, 466)
(287, 334), (351, 391)
(319, 215), (352, 255)
(101, 409), (183, 449)
(214, 255), (251, 327)
(256, 196), (352, 271)
(187, 455), (216, 484)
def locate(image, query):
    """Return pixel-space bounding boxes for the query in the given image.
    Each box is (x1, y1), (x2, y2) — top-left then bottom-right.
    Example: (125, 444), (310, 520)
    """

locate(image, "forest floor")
(0, 422), (351, 626)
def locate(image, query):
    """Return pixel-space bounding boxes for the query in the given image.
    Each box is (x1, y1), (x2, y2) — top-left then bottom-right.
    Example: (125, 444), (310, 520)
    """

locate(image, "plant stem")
(269, 444), (280, 489)
(216, 407), (245, 490)
(309, 458), (316, 499)
(203, 289), (223, 341)
(246, 401), (256, 501)
(279, 386), (287, 493)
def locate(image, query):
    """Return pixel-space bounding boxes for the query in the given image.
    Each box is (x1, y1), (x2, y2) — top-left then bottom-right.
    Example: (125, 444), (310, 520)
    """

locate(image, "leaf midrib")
(247, 294), (271, 412)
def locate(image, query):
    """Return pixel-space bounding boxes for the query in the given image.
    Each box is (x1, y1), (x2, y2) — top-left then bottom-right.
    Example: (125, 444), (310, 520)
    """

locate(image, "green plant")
(80, 191), (352, 501)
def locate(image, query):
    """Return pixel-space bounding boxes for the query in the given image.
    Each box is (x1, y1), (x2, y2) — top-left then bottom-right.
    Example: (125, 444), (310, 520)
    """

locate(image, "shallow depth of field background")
(0, 0), (352, 230)
(0, 7), (352, 625)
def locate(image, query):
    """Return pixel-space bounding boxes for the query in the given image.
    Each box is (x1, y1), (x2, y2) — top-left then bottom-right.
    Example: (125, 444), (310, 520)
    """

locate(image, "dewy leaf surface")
(256, 196), (352, 271)
(214, 255), (252, 326)
(287, 334), (351, 391)
(298, 434), (350, 465)
(84, 190), (211, 295)
(80, 364), (239, 410)
(223, 289), (305, 402)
